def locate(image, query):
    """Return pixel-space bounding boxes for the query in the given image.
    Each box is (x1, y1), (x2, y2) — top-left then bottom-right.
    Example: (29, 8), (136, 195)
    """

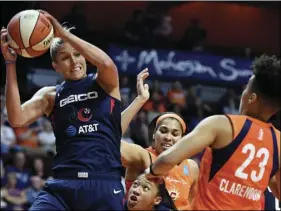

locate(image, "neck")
(247, 112), (273, 123)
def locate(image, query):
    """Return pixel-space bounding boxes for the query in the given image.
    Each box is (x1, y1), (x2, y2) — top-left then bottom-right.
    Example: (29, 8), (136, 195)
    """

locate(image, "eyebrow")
(144, 181), (153, 187)
(160, 125), (180, 132)
(58, 52), (68, 56)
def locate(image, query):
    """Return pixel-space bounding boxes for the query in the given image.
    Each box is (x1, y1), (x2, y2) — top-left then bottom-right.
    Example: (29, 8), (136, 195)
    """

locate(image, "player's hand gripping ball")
(7, 9), (54, 58)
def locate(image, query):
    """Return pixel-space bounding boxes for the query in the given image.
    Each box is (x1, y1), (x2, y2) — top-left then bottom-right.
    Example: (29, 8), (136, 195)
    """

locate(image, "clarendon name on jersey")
(60, 91), (98, 107)
(219, 179), (262, 201)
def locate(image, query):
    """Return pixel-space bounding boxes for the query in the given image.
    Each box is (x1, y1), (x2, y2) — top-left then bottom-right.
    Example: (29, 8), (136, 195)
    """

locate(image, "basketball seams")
(28, 12), (40, 48)
(18, 15), (25, 50)
(8, 13), (25, 49)
(7, 10), (54, 58)
(31, 25), (53, 48)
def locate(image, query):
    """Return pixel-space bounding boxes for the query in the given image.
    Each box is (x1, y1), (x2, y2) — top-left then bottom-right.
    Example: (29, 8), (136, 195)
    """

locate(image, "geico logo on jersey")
(78, 124), (99, 134)
(60, 91), (98, 107)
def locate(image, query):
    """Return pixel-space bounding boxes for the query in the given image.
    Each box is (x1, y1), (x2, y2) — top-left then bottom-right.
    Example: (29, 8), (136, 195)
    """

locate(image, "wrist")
(144, 164), (159, 176)
(59, 28), (70, 40)
(5, 60), (16, 66)
(136, 96), (148, 104)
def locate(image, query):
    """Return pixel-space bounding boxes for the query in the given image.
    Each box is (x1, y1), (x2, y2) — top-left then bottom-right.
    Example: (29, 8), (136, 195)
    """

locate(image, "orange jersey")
(191, 115), (280, 210)
(146, 147), (193, 210)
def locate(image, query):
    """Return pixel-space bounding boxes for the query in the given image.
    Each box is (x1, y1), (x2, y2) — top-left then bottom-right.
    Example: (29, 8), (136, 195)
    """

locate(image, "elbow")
(100, 58), (117, 71)
(8, 117), (24, 128)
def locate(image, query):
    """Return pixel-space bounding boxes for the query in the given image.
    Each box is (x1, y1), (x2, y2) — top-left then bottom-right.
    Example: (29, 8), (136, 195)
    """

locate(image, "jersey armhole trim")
(225, 114), (235, 140)
(46, 85), (60, 118)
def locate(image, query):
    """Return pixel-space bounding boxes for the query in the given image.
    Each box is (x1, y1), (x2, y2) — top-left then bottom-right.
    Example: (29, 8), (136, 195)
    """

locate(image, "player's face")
(53, 42), (87, 81)
(154, 118), (183, 154)
(127, 175), (162, 210)
(239, 75), (257, 115)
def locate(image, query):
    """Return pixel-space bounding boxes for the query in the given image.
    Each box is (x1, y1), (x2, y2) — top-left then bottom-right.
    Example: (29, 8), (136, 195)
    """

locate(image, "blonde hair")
(50, 25), (75, 62)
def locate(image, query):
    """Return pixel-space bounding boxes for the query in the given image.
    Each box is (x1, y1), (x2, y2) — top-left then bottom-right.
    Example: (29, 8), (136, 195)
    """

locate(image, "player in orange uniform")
(146, 55), (280, 210)
(120, 69), (199, 210)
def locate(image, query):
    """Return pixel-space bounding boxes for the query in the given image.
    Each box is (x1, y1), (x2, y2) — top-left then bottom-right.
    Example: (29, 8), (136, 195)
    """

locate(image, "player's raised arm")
(121, 69), (149, 135)
(1, 27), (55, 127)
(149, 115), (231, 176)
(42, 11), (120, 99)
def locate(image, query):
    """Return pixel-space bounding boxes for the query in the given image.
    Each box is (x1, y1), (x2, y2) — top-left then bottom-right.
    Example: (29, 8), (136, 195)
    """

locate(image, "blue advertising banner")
(108, 44), (253, 85)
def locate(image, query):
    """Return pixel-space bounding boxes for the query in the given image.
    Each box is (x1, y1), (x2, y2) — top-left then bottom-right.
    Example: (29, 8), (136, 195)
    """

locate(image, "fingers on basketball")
(1, 32), (8, 48)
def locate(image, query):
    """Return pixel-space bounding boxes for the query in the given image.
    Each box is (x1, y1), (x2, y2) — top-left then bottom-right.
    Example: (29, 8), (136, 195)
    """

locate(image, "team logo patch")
(77, 108), (92, 122)
(184, 165), (189, 176)
(66, 125), (77, 136)
(169, 188), (180, 201)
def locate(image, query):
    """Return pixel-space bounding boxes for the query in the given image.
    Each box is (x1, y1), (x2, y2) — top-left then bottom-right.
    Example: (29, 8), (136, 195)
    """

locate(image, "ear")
(154, 196), (162, 206)
(248, 93), (257, 104)
(52, 62), (59, 72)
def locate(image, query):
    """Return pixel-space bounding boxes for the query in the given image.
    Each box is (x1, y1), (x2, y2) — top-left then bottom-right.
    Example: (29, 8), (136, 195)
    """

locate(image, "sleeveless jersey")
(261, 187), (281, 211)
(191, 115), (280, 210)
(125, 146), (193, 210)
(49, 74), (122, 179)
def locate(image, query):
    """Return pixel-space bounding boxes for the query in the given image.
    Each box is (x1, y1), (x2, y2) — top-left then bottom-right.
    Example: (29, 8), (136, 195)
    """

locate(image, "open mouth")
(129, 194), (138, 202)
(161, 143), (172, 149)
(72, 66), (82, 72)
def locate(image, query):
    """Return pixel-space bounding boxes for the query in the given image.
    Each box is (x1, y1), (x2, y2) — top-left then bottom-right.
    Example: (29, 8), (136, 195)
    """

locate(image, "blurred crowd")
(1, 2), (280, 210)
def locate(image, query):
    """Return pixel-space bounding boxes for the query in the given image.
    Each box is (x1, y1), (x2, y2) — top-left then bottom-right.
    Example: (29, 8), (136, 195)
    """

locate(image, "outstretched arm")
(43, 11), (120, 99)
(121, 69), (149, 135)
(150, 115), (230, 176)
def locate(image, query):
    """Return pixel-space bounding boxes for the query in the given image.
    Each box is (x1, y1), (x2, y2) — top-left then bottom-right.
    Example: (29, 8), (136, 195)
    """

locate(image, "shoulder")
(197, 115), (230, 126)
(187, 159), (199, 178)
(34, 86), (56, 96)
(195, 115), (231, 134)
(31, 86), (56, 103)
(188, 159), (199, 170)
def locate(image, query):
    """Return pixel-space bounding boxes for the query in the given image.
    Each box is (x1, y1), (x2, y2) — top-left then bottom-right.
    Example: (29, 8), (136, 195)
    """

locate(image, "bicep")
(96, 63), (120, 94)
(21, 87), (54, 126)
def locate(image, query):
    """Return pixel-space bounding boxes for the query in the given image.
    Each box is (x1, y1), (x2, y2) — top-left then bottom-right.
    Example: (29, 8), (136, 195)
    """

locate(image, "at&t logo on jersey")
(60, 91), (98, 107)
(66, 125), (77, 136)
(66, 124), (99, 136)
(78, 124), (98, 134)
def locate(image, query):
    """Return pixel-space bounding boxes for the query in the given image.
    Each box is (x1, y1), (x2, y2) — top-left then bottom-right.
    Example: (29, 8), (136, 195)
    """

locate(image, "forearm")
(5, 64), (24, 126)
(151, 150), (175, 176)
(61, 31), (113, 69)
(121, 97), (146, 135)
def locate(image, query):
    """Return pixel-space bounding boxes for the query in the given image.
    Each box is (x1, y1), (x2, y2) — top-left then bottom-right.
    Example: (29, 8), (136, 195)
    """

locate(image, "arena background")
(0, 1), (280, 210)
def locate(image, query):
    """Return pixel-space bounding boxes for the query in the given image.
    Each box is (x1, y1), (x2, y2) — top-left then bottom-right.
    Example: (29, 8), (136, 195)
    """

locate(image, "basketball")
(7, 10), (54, 58)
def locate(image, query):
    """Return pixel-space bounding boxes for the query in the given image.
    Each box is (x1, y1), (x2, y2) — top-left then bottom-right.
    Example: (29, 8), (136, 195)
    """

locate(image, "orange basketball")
(7, 10), (54, 58)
